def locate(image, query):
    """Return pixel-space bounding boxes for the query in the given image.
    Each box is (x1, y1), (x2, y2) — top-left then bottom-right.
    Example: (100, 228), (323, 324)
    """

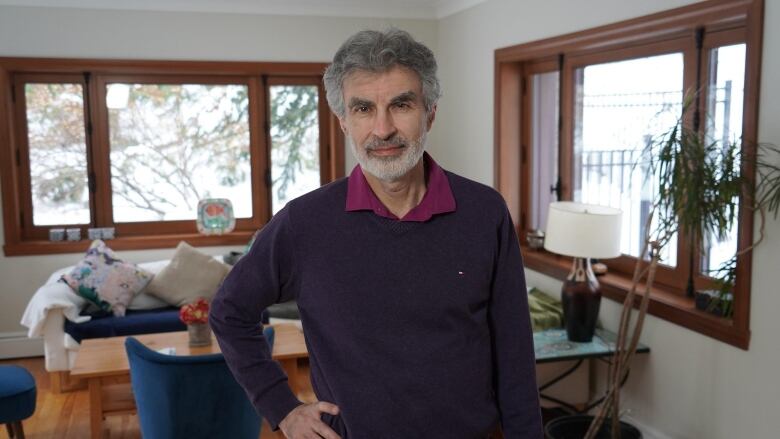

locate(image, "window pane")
(573, 53), (683, 265)
(107, 83), (251, 222)
(530, 71), (560, 231)
(270, 85), (321, 214)
(702, 43), (746, 274)
(25, 83), (90, 226)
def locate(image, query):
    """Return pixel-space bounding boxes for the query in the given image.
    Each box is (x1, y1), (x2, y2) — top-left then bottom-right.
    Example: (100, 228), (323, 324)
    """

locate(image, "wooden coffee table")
(71, 323), (308, 439)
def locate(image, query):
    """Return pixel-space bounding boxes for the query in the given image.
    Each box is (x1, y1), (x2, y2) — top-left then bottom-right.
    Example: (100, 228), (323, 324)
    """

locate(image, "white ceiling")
(0, 0), (487, 19)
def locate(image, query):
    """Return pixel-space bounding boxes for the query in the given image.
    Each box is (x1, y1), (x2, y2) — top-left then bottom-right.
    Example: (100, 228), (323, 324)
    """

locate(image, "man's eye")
(354, 106), (370, 113)
(394, 102), (410, 109)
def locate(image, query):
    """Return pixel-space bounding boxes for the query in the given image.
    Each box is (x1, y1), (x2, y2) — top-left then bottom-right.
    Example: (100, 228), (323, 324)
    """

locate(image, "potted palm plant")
(639, 100), (780, 318)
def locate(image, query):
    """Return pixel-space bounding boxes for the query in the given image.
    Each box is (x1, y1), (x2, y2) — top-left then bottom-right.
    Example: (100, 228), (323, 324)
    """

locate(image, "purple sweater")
(210, 172), (543, 438)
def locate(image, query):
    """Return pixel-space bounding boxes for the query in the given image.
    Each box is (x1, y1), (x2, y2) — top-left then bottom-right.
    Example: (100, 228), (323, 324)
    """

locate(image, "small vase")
(187, 323), (212, 347)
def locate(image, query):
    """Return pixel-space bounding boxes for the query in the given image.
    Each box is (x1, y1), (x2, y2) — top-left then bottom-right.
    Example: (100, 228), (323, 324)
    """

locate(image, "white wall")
(436, 0), (780, 438)
(0, 5), (437, 347)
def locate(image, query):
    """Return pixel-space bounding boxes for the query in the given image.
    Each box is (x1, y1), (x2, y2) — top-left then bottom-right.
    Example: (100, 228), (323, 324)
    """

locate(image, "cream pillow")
(145, 242), (230, 306)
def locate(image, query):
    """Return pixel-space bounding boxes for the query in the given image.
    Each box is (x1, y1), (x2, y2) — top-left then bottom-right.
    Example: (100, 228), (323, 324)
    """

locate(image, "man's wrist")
(261, 382), (303, 430)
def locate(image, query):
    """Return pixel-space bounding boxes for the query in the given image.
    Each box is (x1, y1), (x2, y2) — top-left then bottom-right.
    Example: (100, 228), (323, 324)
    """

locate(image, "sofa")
(21, 250), (282, 392)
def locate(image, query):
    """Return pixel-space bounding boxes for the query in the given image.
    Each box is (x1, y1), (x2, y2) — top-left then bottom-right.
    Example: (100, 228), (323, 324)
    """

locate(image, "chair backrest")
(125, 326), (274, 439)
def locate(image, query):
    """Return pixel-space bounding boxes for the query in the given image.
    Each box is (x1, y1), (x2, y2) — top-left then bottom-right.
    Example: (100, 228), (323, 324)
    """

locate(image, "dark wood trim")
(0, 67), (20, 248)
(524, 59), (559, 75)
(91, 74), (112, 229)
(565, 36), (689, 69)
(495, 0), (750, 62)
(265, 76), (322, 86)
(329, 113), (346, 180)
(496, 0), (763, 349)
(114, 217), (258, 235)
(494, 61), (522, 222)
(520, 66), (531, 236)
(0, 58), (329, 77)
(732, 0), (763, 349)
(559, 55), (574, 202)
(11, 75), (35, 239)
(248, 76), (267, 229)
(98, 74), (254, 85)
(317, 82), (332, 185)
(3, 230), (258, 256)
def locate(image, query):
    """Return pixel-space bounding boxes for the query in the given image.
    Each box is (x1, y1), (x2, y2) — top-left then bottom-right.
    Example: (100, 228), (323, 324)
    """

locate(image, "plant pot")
(187, 323), (212, 347)
(694, 289), (733, 317)
(545, 415), (642, 439)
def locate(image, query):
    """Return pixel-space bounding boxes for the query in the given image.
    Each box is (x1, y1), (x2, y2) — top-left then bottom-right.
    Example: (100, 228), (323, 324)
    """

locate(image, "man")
(210, 28), (543, 439)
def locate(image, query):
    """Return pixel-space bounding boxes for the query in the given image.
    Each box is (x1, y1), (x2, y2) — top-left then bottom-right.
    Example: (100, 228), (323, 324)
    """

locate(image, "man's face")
(339, 66), (436, 182)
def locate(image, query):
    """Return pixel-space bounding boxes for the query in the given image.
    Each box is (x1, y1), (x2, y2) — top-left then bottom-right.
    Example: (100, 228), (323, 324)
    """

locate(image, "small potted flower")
(180, 298), (211, 347)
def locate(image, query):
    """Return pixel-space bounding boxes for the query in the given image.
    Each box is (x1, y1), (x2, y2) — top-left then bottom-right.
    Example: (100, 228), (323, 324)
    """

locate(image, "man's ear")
(338, 116), (348, 134)
(426, 104), (437, 130)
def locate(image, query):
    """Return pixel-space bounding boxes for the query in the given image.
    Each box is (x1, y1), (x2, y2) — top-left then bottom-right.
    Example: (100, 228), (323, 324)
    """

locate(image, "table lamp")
(544, 201), (622, 342)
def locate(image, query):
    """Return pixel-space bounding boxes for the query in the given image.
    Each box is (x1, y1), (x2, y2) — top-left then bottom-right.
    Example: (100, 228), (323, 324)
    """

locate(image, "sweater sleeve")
(210, 206), (302, 430)
(489, 206), (544, 438)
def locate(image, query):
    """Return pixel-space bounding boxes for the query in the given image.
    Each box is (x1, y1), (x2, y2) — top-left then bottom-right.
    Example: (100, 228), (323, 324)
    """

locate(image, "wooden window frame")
(565, 38), (695, 291)
(494, 0), (764, 349)
(0, 58), (345, 256)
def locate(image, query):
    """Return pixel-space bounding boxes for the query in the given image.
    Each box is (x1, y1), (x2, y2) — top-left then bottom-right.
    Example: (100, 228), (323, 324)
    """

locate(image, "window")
(268, 81), (323, 214)
(23, 79), (91, 227)
(495, 0), (764, 349)
(0, 60), (344, 254)
(702, 43), (746, 273)
(105, 82), (253, 223)
(573, 53), (683, 266)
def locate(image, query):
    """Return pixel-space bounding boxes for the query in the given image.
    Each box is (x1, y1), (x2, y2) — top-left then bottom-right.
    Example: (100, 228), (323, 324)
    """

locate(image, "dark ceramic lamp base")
(561, 257), (601, 342)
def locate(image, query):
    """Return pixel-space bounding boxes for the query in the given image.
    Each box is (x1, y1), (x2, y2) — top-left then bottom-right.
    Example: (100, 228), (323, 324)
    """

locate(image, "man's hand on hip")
(279, 401), (342, 439)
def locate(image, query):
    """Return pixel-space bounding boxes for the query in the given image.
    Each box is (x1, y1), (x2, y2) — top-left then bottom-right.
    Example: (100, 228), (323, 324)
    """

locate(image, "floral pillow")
(60, 240), (154, 317)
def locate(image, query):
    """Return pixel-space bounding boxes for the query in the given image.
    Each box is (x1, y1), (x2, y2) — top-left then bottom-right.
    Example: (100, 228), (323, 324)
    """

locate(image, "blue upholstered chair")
(0, 365), (37, 439)
(125, 326), (275, 439)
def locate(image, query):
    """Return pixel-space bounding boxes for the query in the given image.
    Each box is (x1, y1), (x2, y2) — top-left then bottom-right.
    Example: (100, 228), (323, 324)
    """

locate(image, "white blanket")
(20, 260), (171, 338)
(20, 266), (88, 338)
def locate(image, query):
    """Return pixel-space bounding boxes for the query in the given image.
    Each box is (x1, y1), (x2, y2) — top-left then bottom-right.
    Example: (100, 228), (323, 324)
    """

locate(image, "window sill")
(3, 231), (255, 256)
(521, 246), (750, 350)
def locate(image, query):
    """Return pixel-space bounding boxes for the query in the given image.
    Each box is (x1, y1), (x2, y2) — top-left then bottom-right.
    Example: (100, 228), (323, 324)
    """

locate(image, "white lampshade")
(543, 201), (623, 259)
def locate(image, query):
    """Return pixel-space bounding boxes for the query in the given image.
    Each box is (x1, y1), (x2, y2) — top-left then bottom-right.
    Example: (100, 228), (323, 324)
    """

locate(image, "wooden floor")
(0, 356), (313, 439)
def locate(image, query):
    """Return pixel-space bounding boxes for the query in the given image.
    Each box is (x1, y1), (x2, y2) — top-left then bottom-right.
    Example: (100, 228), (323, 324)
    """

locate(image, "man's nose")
(372, 108), (397, 140)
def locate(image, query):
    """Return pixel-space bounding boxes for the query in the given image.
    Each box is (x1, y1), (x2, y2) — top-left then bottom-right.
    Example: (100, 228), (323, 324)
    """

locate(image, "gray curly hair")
(323, 28), (441, 118)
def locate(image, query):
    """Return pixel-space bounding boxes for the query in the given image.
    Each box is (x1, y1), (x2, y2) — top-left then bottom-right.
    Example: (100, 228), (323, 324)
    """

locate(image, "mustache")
(364, 135), (409, 150)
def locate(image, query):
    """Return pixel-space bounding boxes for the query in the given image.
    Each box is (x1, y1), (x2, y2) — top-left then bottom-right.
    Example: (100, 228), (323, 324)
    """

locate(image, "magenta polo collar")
(345, 152), (457, 222)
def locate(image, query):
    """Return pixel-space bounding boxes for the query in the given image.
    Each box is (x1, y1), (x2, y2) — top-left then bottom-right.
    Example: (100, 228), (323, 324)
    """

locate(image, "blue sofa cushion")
(0, 365), (36, 423)
(64, 307), (185, 343)
(64, 307), (271, 343)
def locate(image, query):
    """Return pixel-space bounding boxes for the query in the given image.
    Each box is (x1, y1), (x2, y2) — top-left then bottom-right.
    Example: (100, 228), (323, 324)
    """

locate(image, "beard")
(350, 128), (427, 182)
